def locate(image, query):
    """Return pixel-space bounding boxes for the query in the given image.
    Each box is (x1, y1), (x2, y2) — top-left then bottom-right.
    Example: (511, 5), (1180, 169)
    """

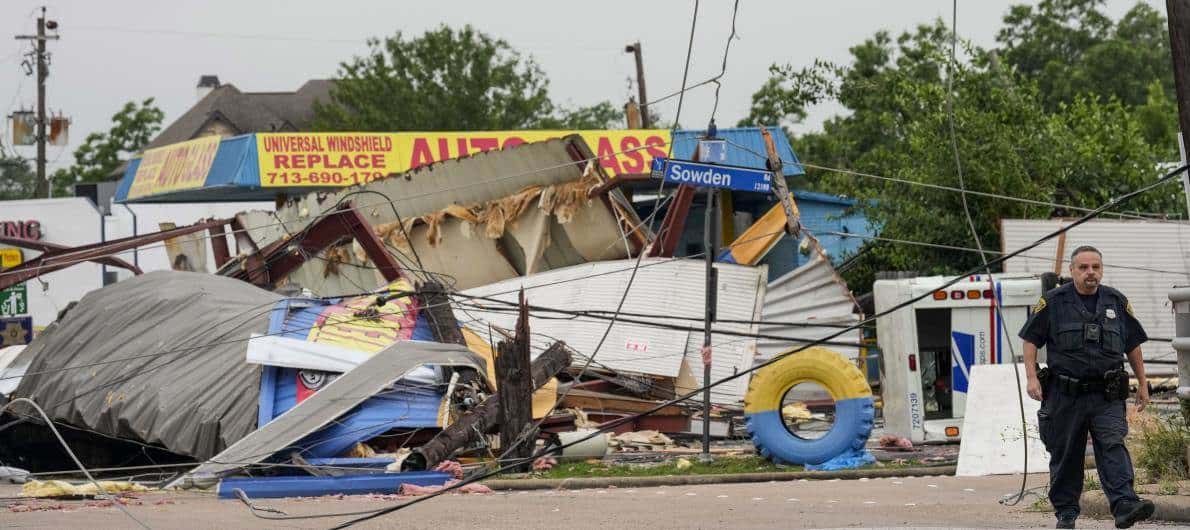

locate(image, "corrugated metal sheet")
(757, 236), (863, 362)
(1001, 219), (1189, 374)
(235, 135), (644, 295)
(671, 126), (805, 176)
(177, 340), (484, 484)
(458, 259), (767, 405)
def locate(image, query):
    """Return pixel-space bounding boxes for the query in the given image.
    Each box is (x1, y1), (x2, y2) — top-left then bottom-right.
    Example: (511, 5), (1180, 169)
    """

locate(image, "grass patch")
(1084, 474), (1101, 491)
(1027, 497), (1052, 512)
(1157, 479), (1180, 495)
(516, 456), (801, 480)
(1132, 413), (1190, 482)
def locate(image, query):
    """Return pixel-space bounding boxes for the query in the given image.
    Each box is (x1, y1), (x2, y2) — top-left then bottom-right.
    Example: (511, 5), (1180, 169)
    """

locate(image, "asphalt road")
(1, 473), (1182, 529)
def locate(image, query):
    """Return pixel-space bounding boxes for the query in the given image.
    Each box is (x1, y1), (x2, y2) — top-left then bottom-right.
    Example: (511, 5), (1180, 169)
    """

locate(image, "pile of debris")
(0, 134), (867, 501)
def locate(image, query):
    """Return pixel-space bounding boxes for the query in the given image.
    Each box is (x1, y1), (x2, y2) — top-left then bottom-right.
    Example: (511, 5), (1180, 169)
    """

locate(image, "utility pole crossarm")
(13, 8), (59, 199)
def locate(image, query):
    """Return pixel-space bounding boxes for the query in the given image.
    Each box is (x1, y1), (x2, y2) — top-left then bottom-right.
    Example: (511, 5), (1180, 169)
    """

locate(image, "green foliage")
(1157, 478), (1180, 495)
(1084, 473), (1101, 491)
(52, 98), (164, 196)
(315, 25), (616, 132)
(742, 4), (1183, 289)
(535, 100), (624, 130)
(520, 456), (800, 480)
(1133, 414), (1190, 482)
(0, 154), (36, 200)
(997, 0), (1174, 111)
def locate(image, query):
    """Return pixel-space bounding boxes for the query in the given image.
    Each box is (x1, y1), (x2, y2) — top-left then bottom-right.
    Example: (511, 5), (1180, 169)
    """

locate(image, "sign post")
(652, 138), (795, 460)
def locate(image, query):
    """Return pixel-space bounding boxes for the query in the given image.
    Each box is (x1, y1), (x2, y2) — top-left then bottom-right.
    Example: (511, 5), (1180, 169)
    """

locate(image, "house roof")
(144, 79), (334, 150)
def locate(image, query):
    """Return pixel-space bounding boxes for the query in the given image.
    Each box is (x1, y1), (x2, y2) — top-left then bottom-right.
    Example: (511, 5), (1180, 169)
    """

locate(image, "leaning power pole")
(625, 42), (651, 128)
(15, 7), (59, 198)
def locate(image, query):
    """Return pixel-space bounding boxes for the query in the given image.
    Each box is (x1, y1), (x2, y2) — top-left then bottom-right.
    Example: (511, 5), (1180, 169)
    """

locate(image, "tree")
(315, 25), (619, 132)
(997, 0), (1174, 111)
(742, 17), (1182, 289)
(535, 101), (623, 130)
(0, 154), (36, 200)
(52, 98), (164, 196)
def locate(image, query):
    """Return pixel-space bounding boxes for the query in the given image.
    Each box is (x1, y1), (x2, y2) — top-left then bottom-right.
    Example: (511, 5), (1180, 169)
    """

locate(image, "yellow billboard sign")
(257, 130), (670, 188)
(257, 133), (401, 187)
(127, 136), (221, 199)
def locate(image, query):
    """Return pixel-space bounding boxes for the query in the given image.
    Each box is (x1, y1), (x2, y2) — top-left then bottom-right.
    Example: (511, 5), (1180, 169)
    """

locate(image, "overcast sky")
(0, 0), (1163, 173)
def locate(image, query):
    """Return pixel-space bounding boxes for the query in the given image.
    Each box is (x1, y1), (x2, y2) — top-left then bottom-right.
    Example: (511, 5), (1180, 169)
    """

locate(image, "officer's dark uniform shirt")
(1020, 282), (1147, 379)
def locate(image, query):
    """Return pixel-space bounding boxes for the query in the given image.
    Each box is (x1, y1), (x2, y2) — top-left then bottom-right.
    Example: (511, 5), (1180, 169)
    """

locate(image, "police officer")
(1021, 245), (1153, 529)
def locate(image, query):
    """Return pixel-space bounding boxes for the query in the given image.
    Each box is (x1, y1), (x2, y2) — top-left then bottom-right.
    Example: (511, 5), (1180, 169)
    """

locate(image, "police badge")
(1106, 308), (1117, 319)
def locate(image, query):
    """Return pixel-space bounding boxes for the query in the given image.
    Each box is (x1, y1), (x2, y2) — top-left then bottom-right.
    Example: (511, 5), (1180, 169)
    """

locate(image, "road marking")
(717, 495), (729, 499)
(752, 497), (765, 501)
(905, 503), (917, 506)
(786, 498), (799, 502)
(963, 488), (975, 492)
(864, 501), (877, 505)
(892, 481), (904, 485)
(927, 484), (938, 488)
(686, 492), (697, 496)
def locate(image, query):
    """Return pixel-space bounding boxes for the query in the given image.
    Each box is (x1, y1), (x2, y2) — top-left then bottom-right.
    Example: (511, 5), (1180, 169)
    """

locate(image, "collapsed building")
(0, 129), (873, 497)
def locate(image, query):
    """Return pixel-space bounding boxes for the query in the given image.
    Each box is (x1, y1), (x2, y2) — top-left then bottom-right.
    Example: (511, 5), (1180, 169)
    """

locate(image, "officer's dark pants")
(1037, 382), (1139, 518)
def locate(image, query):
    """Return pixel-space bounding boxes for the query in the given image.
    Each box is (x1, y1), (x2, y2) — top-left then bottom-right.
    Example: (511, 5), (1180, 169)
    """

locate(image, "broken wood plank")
(404, 341), (572, 471)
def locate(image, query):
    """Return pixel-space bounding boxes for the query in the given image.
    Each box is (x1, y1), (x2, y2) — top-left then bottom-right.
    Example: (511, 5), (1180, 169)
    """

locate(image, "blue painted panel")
(217, 471), (451, 499)
(296, 383), (444, 459)
(951, 332), (975, 393)
(671, 126), (805, 176)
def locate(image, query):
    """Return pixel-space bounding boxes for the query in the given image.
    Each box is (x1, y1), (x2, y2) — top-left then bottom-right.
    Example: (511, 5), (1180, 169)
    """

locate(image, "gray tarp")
(11, 271), (280, 459)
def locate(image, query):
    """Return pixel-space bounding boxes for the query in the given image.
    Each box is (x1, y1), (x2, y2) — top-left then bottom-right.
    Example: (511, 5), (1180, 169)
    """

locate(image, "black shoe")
(1114, 499), (1155, 529)
(1055, 514), (1077, 529)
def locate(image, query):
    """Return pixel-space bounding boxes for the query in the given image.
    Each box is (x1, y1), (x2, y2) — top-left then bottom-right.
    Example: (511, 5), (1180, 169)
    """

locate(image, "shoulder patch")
(1033, 296), (1047, 313)
(1125, 300), (1135, 316)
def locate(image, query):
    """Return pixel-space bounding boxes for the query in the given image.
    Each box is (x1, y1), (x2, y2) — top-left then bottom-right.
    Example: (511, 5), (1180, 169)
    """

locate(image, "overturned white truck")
(874, 273), (1049, 443)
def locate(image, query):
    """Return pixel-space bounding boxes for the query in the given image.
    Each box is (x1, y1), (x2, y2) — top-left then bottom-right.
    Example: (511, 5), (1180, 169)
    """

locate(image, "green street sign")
(0, 283), (27, 317)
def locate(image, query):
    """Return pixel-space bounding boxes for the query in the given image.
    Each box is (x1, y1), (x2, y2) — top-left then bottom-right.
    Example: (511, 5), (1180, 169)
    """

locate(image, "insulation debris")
(20, 480), (148, 498)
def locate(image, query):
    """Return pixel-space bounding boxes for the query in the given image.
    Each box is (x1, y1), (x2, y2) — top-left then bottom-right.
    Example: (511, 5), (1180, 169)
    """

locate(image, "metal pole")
(625, 42), (650, 128)
(701, 186), (715, 460)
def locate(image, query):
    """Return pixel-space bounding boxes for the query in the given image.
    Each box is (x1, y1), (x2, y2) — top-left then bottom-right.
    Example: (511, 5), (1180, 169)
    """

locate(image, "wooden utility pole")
(625, 42), (651, 128)
(1172, 1), (1190, 215)
(15, 7), (58, 198)
(403, 341), (572, 471)
(496, 289), (534, 471)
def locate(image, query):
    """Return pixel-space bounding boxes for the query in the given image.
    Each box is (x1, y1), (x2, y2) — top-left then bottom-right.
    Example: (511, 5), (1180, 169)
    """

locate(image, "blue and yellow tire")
(744, 347), (874, 465)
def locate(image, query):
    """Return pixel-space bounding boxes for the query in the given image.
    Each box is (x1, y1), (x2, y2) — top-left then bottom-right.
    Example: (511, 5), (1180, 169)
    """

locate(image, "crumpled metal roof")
(757, 234), (863, 362)
(234, 135), (647, 295)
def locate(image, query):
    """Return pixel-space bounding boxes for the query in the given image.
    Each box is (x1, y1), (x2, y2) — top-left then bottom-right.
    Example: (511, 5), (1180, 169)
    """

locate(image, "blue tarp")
(804, 448), (876, 471)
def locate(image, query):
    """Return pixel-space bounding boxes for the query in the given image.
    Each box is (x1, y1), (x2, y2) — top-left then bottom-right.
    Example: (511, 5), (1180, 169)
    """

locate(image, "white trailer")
(874, 273), (1044, 443)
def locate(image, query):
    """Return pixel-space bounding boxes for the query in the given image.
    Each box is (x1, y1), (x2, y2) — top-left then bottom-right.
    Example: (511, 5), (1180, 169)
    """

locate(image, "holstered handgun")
(1103, 367), (1129, 401)
(1036, 364), (1051, 400)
